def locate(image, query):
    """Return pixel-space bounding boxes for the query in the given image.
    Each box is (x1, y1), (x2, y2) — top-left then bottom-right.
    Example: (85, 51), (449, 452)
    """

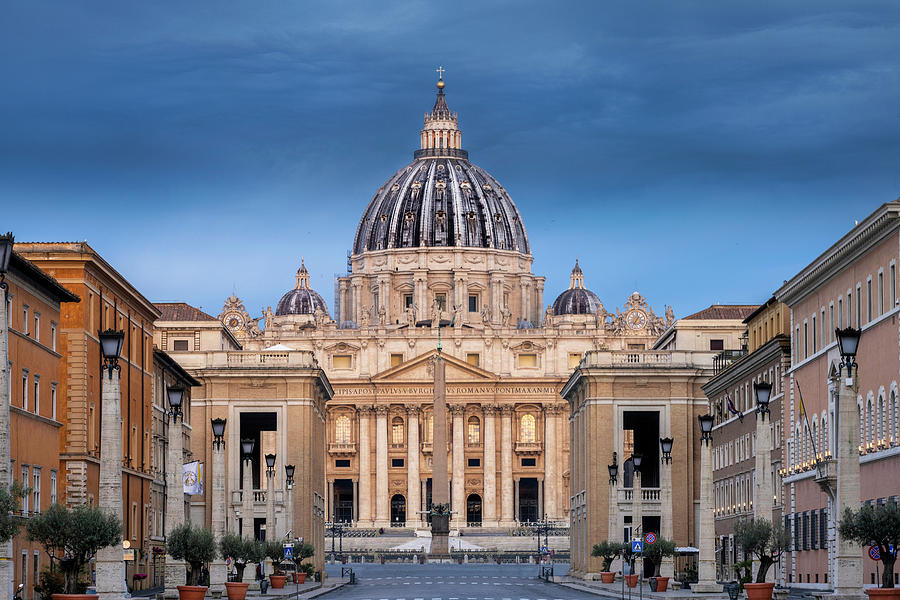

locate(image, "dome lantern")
(552, 259), (602, 316)
(275, 258), (329, 317)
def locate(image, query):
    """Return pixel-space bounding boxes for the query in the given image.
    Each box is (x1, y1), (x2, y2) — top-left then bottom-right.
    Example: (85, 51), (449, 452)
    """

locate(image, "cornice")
(702, 335), (791, 396)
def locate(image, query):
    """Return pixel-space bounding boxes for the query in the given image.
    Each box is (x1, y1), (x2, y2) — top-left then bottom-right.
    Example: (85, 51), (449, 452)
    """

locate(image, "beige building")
(563, 306), (754, 580)
(161, 78), (680, 535)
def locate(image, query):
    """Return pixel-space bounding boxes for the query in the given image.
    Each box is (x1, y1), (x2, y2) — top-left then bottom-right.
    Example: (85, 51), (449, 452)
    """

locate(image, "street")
(322, 563), (601, 600)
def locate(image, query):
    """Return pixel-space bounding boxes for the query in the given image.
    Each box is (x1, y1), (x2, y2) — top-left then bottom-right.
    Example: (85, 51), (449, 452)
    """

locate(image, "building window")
(867, 279), (873, 322)
(425, 412), (433, 443)
(21, 552), (27, 593)
(172, 339), (189, 351)
(50, 470), (57, 505)
(468, 294), (479, 313)
(50, 322), (57, 351)
(568, 353), (582, 369)
(391, 417), (405, 445)
(32, 469), (40, 513)
(34, 312), (40, 343)
(33, 375), (39, 414)
(521, 457), (536, 467)
(856, 286), (862, 327)
(803, 322), (808, 358)
(434, 293), (447, 311)
(466, 353), (480, 367)
(335, 459), (350, 468)
(829, 305), (834, 341)
(391, 458), (404, 468)
(467, 416), (480, 445)
(812, 315), (817, 351)
(467, 458), (480, 467)
(23, 305), (29, 335)
(22, 370), (28, 410)
(390, 353), (403, 368)
(879, 272), (885, 315)
(404, 294), (413, 309)
(710, 339), (724, 351)
(838, 297), (843, 328)
(332, 354), (352, 369)
(520, 414), (536, 443)
(334, 416), (351, 444)
(50, 383), (57, 420)
(892, 264), (897, 307)
(518, 353), (537, 368)
(21, 466), (29, 514)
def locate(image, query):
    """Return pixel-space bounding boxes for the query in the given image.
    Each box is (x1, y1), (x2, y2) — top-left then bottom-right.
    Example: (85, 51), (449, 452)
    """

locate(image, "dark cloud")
(2, 1), (898, 318)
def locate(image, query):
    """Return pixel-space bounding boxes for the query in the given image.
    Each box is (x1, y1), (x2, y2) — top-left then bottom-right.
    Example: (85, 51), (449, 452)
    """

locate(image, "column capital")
(357, 404), (374, 416)
(450, 404), (466, 416)
(482, 403), (498, 416)
(405, 404), (421, 417)
(374, 404), (390, 416)
(500, 404), (516, 416)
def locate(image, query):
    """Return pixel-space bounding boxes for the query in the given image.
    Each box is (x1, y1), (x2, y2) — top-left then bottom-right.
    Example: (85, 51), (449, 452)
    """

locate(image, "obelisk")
(430, 347), (450, 557)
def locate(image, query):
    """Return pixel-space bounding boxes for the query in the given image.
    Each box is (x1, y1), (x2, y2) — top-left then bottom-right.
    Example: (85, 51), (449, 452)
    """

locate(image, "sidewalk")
(549, 576), (728, 600)
(252, 578), (350, 599)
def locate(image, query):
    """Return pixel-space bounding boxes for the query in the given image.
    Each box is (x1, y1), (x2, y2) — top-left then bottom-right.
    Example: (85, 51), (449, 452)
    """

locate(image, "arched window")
(878, 395), (886, 442)
(520, 414), (536, 443)
(812, 421), (818, 460)
(892, 390), (899, 441)
(866, 398), (874, 444)
(467, 416), (481, 445)
(392, 416), (405, 445)
(335, 415), (351, 444)
(859, 404), (864, 445)
(821, 414), (828, 454)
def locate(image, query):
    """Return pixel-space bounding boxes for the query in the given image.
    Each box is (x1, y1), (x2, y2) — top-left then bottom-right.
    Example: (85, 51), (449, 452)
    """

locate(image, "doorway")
(466, 494), (482, 526)
(518, 478), (539, 523)
(333, 479), (354, 523)
(390, 494), (406, 527)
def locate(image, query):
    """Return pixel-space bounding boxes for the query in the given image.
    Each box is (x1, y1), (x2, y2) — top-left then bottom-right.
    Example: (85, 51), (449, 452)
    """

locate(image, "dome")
(553, 260), (602, 316)
(352, 79), (530, 255)
(275, 260), (330, 317)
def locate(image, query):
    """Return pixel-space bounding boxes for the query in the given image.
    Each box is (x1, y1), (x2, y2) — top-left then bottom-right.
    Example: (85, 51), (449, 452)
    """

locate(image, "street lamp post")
(264, 453), (276, 576)
(659, 437), (675, 578)
(164, 384), (186, 599)
(240, 438), (256, 586)
(608, 453), (619, 552)
(285, 464), (295, 547)
(96, 328), (127, 600)
(692, 414), (721, 592)
(0, 232), (14, 600)
(753, 382), (775, 582)
(631, 453), (643, 551)
(209, 418), (227, 596)
(833, 327), (863, 600)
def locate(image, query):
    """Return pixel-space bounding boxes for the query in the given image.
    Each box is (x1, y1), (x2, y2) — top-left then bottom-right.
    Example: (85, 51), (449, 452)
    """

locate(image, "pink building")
(776, 200), (900, 589)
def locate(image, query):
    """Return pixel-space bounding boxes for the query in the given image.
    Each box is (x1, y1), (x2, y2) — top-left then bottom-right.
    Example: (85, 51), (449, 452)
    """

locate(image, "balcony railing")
(514, 441), (543, 455)
(713, 349), (748, 374)
(617, 487), (663, 513)
(328, 442), (357, 455)
(230, 488), (286, 517)
(581, 350), (715, 369)
(217, 350), (317, 368)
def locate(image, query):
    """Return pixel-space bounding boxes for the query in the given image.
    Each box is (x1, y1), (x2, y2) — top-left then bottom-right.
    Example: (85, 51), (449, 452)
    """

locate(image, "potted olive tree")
(645, 537), (676, 592)
(167, 522), (217, 600)
(292, 543), (315, 583)
(26, 503), (121, 599)
(839, 502), (900, 599)
(265, 541), (288, 588)
(219, 534), (261, 600)
(591, 541), (623, 583)
(734, 518), (791, 600)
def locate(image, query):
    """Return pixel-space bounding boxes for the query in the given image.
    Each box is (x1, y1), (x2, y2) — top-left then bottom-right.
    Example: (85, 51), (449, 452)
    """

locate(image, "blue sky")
(2, 1), (898, 320)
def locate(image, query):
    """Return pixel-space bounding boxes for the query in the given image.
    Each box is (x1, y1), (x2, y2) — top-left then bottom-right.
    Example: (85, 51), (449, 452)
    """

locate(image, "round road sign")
(645, 532), (657, 545)
(869, 545), (881, 561)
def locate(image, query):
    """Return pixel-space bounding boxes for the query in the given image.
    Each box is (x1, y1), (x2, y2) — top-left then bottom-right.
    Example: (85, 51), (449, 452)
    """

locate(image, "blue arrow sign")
(283, 545), (294, 560)
(632, 540), (643, 554)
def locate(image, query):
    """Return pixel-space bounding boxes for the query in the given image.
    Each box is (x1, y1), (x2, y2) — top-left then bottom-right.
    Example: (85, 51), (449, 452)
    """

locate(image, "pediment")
(372, 349), (497, 383)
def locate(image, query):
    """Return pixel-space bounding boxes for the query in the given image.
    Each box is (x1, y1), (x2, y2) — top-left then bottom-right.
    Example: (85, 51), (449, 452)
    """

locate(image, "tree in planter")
(293, 543), (315, 577)
(733, 518), (791, 583)
(839, 502), (900, 588)
(591, 541), (624, 572)
(644, 538), (676, 578)
(26, 503), (121, 594)
(266, 540), (291, 575)
(219, 533), (258, 581)
(167, 522), (218, 587)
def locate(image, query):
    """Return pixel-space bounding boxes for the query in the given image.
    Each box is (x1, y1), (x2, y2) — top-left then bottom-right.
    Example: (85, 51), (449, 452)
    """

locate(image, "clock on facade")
(626, 310), (648, 330)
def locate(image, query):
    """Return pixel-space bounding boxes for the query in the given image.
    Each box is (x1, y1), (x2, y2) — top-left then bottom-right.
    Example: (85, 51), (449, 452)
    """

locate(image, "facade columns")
(483, 405), (498, 526)
(327, 480), (334, 520)
(406, 405), (421, 528)
(451, 404), (465, 528)
(543, 406), (557, 519)
(352, 479), (358, 523)
(500, 405), (514, 525)
(209, 437), (226, 596)
(357, 406), (373, 526)
(834, 365), (863, 599)
(96, 370), (126, 600)
(374, 405), (389, 527)
(491, 276), (503, 325)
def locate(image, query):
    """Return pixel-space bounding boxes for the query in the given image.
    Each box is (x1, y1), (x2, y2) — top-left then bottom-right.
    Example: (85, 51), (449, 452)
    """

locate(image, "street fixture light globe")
(241, 438), (255, 459)
(98, 329), (125, 377)
(210, 418), (226, 439)
(835, 327), (861, 367)
(754, 381), (772, 417)
(608, 462), (618, 484)
(285, 464), (295, 484)
(265, 453), (276, 469)
(632, 452), (643, 472)
(660, 437), (674, 463)
(698, 414), (714, 444)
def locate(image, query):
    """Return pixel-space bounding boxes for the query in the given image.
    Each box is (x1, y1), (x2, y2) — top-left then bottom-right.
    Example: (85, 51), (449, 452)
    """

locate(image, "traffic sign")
(541, 545), (549, 554)
(225, 557), (233, 567)
(632, 540), (643, 554)
(283, 545), (294, 560)
(645, 532), (657, 545)
(869, 545), (880, 561)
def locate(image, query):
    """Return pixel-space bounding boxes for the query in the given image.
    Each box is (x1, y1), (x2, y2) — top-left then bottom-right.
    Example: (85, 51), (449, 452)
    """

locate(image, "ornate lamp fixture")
(285, 464), (296, 488)
(241, 438), (255, 461)
(835, 327), (861, 373)
(98, 329), (125, 377)
(698, 414), (714, 445)
(265, 453), (276, 476)
(632, 452), (643, 473)
(754, 382), (772, 418)
(608, 452), (618, 484)
(211, 418), (226, 450)
(166, 385), (185, 423)
(660, 437), (674, 464)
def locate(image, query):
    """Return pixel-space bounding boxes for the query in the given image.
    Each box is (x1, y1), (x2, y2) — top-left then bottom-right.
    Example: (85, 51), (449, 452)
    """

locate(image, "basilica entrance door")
(390, 494), (406, 527)
(333, 479), (354, 523)
(518, 478), (539, 523)
(466, 494), (482, 527)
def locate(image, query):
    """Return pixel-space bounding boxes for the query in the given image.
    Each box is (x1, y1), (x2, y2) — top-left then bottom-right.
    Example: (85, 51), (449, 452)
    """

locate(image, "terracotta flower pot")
(600, 571), (616, 583)
(269, 574), (287, 589)
(224, 581), (249, 600)
(744, 582), (776, 600)
(653, 577), (669, 592)
(176, 585), (208, 600)
(625, 574), (639, 588)
(865, 589), (900, 600)
(296, 572), (307, 584)
(51, 595), (99, 600)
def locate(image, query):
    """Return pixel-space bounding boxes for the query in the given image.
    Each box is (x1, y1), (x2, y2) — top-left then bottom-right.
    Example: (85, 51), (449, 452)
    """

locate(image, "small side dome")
(552, 259), (602, 316)
(275, 259), (330, 317)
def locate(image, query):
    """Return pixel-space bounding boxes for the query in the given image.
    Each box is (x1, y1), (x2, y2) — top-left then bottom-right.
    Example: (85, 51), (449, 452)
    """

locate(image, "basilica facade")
(186, 77), (677, 532)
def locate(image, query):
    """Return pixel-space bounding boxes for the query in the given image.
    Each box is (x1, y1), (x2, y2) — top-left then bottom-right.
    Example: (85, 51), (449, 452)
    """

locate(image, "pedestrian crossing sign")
(632, 540), (643, 553)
